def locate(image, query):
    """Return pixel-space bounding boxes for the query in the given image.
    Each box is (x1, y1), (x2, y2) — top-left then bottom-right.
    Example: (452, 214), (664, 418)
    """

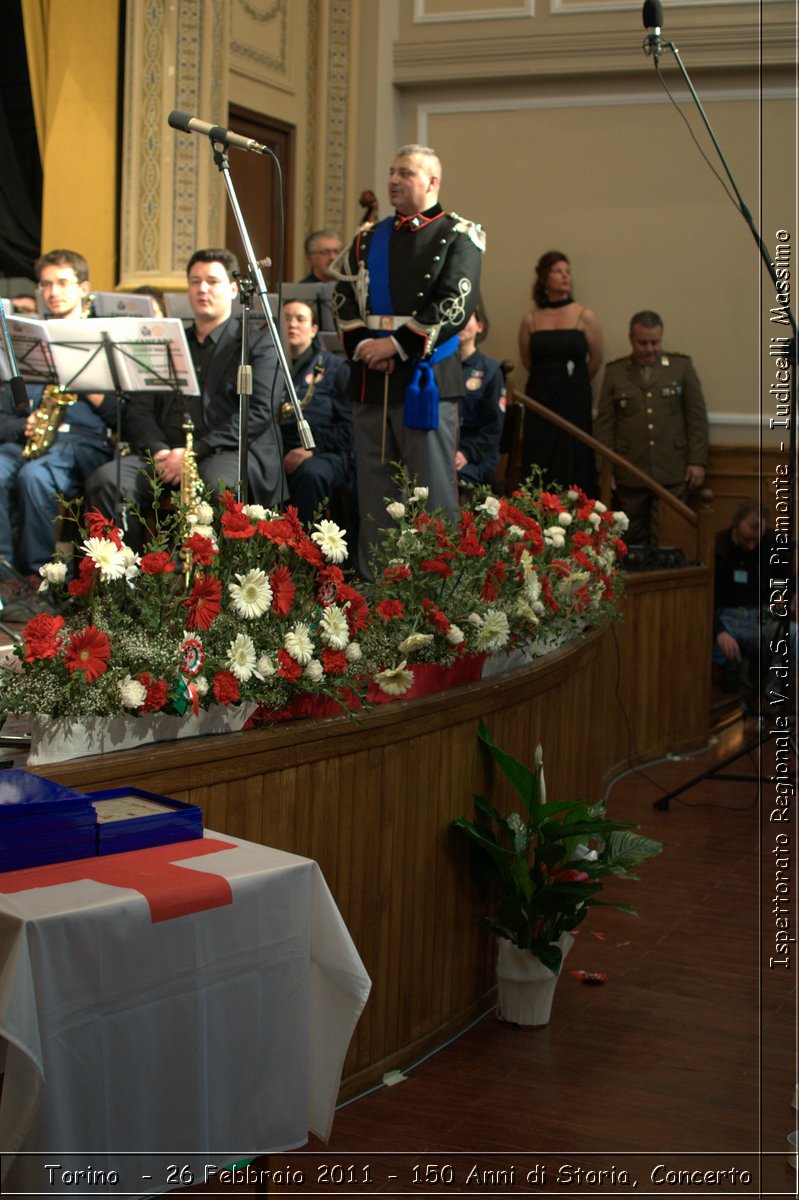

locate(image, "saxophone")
(180, 415), (201, 582)
(279, 357), (324, 422)
(22, 293), (94, 461)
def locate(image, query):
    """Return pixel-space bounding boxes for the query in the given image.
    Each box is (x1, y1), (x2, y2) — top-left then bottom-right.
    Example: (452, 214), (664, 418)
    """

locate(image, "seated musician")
(279, 299), (352, 527)
(84, 248), (286, 548)
(455, 301), (506, 492)
(0, 249), (117, 578)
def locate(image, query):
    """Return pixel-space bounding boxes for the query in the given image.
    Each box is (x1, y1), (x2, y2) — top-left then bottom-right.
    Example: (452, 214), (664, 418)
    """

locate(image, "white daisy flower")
(38, 561), (67, 591)
(345, 641), (362, 662)
(227, 632), (258, 681)
(228, 568), (272, 619)
(375, 661), (414, 695)
(284, 623), (314, 665)
(256, 655), (275, 677)
(398, 632), (434, 654)
(475, 609), (510, 652)
(478, 495), (501, 518)
(311, 519), (348, 563)
(446, 624), (465, 645)
(557, 511), (573, 527)
(386, 501), (406, 520)
(520, 550), (541, 604)
(304, 658), (324, 683)
(83, 537), (128, 581)
(320, 604), (350, 649)
(117, 674), (147, 708)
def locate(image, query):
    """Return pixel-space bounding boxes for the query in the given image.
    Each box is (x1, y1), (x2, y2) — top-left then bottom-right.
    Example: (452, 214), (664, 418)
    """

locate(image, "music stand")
(7, 316), (200, 526)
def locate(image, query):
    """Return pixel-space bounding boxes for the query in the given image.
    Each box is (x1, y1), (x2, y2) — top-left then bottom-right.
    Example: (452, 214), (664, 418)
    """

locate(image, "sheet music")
(91, 292), (157, 318)
(0, 316), (57, 385)
(44, 317), (200, 394)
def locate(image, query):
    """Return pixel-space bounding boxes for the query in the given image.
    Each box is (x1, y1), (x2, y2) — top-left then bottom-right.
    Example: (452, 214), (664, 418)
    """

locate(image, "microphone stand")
(207, 139), (314, 503)
(643, 33), (797, 810)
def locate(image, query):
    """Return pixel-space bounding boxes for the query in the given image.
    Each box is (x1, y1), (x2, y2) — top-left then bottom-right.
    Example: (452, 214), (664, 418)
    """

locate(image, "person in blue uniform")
(456, 301), (506, 491)
(0, 249), (117, 576)
(332, 143), (485, 575)
(279, 299), (352, 527)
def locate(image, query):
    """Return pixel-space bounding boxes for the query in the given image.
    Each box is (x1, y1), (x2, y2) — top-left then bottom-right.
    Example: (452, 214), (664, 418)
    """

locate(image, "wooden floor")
(175, 711), (796, 1199)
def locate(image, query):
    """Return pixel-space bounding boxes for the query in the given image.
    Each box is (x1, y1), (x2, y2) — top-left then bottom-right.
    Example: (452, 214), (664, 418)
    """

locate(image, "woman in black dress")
(517, 251), (603, 496)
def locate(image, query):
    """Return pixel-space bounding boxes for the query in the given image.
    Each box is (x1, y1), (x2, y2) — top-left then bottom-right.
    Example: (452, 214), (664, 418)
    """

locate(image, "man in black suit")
(85, 248), (285, 544)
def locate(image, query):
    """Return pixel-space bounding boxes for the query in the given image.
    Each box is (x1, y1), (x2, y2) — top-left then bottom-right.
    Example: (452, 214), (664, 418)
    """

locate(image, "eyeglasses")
(38, 277), (80, 292)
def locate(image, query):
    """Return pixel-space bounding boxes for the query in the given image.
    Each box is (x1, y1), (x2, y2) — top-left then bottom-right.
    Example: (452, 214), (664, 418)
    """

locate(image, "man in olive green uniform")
(594, 310), (709, 544)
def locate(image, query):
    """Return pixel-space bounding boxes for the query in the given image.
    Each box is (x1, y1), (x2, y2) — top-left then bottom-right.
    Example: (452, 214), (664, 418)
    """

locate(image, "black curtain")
(0, 0), (42, 281)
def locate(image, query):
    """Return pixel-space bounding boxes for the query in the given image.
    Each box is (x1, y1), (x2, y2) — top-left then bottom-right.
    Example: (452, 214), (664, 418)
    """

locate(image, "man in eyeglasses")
(299, 230), (343, 284)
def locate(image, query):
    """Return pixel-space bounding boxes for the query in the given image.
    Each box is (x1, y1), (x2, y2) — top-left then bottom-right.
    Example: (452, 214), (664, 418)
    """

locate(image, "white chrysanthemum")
(119, 545), (141, 580)
(587, 512), (602, 528)
(256, 655), (275, 677)
(475, 609), (510, 652)
(613, 510), (630, 532)
(192, 523), (217, 541)
(345, 641), (362, 662)
(594, 500), (608, 514)
(228, 568), (272, 619)
(304, 658), (324, 684)
(311, 518), (348, 563)
(410, 486), (429, 502)
(557, 511), (573, 527)
(242, 503), (268, 521)
(194, 676), (209, 697)
(478, 495), (501, 518)
(38, 561), (67, 591)
(386, 501), (406, 520)
(227, 632), (258, 681)
(319, 604), (350, 650)
(446, 624), (465, 645)
(398, 632), (434, 654)
(544, 526), (566, 546)
(375, 661), (414, 695)
(284, 623), (314, 665)
(567, 490), (580, 501)
(506, 524), (524, 540)
(194, 501), (214, 525)
(83, 536), (128, 581)
(117, 674), (147, 708)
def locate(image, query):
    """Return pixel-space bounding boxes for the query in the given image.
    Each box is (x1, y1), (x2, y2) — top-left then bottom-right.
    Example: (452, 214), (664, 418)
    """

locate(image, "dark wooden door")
(224, 105), (295, 288)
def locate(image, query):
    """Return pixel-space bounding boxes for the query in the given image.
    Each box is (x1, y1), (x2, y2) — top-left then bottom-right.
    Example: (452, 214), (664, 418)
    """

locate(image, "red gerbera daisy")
(64, 626), (111, 682)
(183, 576), (222, 630)
(84, 507), (123, 549)
(270, 565), (296, 616)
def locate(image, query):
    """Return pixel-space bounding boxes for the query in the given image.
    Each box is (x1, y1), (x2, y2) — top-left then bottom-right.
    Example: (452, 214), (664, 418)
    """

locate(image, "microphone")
(642, 0), (664, 64)
(167, 110), (268, 155)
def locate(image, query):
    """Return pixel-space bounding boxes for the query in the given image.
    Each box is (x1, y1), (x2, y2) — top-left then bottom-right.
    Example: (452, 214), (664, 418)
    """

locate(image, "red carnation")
(221, 509), (256, 539)
(64, 626), (111, 682)
(422, 599), (451, 634)
(337, 584), (370, 633)
(277, 647), (303, 682)
(67, 556), (96, 597)
(183, 576), (222, 630)
(137, 672), (168, 712)
(383, 563), (412, 582)
(212, 670), (240, 706)
(140, 550), (175, 575)
(183, 532), (218, 566)
(321, 647), (348, 675)
(376, 598), (405, 622)
(23, 612), (65, 663)
(421, 558), (452, 577)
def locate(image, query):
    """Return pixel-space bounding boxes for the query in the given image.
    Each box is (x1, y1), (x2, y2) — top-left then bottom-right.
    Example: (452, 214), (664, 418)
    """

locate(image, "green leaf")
(603, 830), (663, 870)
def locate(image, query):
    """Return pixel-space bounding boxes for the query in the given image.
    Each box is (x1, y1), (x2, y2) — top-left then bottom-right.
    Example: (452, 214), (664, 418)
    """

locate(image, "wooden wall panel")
(706, 444), (783, 533)
(40, 566), (711, 1097)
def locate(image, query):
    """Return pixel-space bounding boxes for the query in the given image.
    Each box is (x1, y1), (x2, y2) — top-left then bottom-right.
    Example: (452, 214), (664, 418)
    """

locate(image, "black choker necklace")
(542, 296), (574, 309)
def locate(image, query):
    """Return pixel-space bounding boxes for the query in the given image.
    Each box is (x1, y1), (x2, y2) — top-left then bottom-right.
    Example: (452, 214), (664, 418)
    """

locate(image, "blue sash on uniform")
(367, 217), (459, 431)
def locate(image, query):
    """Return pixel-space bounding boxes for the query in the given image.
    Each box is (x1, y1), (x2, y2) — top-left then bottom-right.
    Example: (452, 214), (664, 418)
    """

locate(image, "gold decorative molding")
(230, 0), (290, 88)
(324, 0), (351, 235)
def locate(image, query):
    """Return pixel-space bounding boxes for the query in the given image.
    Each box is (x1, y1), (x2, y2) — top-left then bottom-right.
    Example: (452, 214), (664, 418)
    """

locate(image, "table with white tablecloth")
(0, 832), (371, 1197)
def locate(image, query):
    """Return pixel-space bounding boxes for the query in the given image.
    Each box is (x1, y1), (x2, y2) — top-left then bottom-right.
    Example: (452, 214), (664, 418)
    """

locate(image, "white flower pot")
(495, 932), (574, 1027)
(26, 703), (257, 765)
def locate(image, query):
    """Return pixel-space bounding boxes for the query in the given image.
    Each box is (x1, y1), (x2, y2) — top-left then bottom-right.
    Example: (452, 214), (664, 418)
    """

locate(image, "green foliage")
(453, 721), (663, 972)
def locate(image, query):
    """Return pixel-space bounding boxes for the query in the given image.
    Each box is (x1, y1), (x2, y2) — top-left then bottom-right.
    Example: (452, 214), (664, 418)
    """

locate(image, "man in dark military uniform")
(332, 143), (484, 575)
(594, 310), (709, 544)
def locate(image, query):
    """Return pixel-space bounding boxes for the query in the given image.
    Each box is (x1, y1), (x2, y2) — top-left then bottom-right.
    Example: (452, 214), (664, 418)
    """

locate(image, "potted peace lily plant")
(454, 721), (663, 1026)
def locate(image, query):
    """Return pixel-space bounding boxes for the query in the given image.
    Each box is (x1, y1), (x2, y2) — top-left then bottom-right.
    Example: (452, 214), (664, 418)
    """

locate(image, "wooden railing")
(504, 387), (715, 567)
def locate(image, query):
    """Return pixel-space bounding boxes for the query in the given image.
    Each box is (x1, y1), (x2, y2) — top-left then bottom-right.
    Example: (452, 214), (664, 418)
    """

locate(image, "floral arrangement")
(360, 475), (629, 696)
(454, 722), (663, 973)
(0, 494), (367, 720)
(0, 475), (629, 724)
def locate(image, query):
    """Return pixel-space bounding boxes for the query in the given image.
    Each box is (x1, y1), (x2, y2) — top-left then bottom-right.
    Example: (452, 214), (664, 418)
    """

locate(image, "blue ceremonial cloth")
(367, 217), (459, 430)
